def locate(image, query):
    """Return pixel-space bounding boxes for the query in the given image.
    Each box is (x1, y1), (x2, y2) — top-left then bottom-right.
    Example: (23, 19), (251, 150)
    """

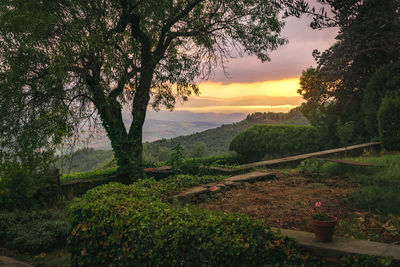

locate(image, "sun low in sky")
(173, 14), (337, 114)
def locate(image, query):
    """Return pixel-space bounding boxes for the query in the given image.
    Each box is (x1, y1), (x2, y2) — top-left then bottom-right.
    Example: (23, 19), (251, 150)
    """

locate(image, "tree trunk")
(95, 68), (153, 184)
(87, 45), (155, 184)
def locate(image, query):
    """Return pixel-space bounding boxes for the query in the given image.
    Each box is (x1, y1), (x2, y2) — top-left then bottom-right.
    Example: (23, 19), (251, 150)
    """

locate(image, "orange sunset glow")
(173, 78), (303, 113)
(198, 78), (300, 98)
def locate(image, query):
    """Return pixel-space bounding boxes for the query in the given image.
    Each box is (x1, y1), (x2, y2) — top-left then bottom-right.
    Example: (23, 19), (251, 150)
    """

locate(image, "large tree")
(0, 0), (287, 183)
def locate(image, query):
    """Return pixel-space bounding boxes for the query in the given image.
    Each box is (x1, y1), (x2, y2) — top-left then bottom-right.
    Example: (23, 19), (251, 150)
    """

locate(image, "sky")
(171, 13), (338, 114)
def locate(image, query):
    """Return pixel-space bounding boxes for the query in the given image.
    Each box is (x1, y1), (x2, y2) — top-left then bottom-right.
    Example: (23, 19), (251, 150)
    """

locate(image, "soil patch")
(200, 173), (400, 244)
(200, 174), (354, 232)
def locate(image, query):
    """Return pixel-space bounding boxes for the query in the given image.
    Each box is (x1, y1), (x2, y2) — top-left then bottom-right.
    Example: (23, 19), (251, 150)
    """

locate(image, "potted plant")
(311, 201), (337, 242)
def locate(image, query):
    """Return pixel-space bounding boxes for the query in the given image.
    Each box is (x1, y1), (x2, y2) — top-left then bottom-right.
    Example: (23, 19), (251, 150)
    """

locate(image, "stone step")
(272, 227), (400, 262)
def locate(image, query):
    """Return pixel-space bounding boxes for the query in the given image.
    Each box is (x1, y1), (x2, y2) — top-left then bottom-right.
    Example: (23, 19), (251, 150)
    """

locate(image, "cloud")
(209, 15), (338, 84)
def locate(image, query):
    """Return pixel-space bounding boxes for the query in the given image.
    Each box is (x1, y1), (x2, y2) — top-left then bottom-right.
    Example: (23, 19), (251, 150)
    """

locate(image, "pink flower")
(312, 210), (315, 213)
(315, 201), (322, 208)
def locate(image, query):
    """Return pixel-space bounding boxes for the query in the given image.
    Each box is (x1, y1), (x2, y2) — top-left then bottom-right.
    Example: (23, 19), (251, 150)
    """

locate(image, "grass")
(305, 153), (400, 216)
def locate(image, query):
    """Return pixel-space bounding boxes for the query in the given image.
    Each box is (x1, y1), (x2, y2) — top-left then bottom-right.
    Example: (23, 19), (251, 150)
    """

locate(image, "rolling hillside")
(147, 108), (309, 158)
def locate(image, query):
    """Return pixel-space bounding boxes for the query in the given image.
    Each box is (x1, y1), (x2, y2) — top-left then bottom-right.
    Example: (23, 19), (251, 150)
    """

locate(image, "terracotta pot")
(311, 216), (337, 242)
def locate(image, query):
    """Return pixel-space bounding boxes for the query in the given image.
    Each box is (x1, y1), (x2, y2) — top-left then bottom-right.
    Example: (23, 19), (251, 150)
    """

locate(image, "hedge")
(60, 167), (118, 183)
(229, 125), (324, 162)
(68, 178), (309, 266)
(0, 209), (70, 253)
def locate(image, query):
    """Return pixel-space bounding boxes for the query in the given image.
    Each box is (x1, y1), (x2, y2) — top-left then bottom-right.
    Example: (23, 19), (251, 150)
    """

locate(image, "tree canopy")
(0, 0), (288, 182)
(297, 0), (400, 142)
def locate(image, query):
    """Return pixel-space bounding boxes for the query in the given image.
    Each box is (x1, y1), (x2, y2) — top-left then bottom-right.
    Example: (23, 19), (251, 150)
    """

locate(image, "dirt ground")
(200, 173), (357, 232)
(200, 172), (400, 244)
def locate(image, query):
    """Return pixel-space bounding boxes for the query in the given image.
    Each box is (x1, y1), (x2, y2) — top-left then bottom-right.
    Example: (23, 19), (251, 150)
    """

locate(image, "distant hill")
(56, 148), (114, 174)
(146, 108), (309, 159)
(60, 109), (308, 171)
(88, 111), (247, 150)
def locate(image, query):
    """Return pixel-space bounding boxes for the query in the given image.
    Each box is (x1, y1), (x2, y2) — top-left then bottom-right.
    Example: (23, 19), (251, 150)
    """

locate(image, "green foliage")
(0, 208), (70, 253)
(150, 109), (310, 159)
(190, 141), (207, 158)
(0, 163), (58, 210)
(60, 167), (118, 183)
(245, 108), (309, 125)
(68, 181), (309, 266)
(336, 120), (355, 147)
(229, 125), (324, 162)
(6, 220), (70, 253)
(0, 163), (36, 209)
(169, 144), (185, 173)
(363, 62), (400, 138)
(143, 143), (171, 164)
(297, 0), (400, 141)
(378, 95), (400, 151)
(345, 186), (400, 216)
(0, 0), (286, 182)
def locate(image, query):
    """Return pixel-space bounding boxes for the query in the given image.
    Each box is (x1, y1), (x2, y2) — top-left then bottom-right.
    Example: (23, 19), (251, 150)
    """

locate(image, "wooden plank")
(173, 171), (277, 203)
(214, 142), (380, 173)
(322, 158), (376, 167)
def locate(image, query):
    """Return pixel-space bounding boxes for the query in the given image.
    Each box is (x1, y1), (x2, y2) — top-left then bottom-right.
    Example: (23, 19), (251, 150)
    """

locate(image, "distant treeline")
(245, 107), (307, 123)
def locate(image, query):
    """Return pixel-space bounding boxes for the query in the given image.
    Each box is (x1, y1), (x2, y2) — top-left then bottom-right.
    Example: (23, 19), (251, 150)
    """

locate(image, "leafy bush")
(0, 208), (70, 253)
(378, 95), (400, 151)
(0, 163), (36, 209)
(68, 181), (309, 266)
(229, 125), (324, 162)
(169, 144), (185, 173)
(0, 163), (58, 209)
(6, 220), (70, 253)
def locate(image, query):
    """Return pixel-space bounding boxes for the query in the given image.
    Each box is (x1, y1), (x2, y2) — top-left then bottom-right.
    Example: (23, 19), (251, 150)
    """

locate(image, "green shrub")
(0, 162), (58, 209)
(229, 125), (324, 162)
(68, 182), (308, 266)
(0, 163), (36, 209)
(6, 219), (70, 253)
(378, 95), (400, 151)
(0, 208), (70, 253)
